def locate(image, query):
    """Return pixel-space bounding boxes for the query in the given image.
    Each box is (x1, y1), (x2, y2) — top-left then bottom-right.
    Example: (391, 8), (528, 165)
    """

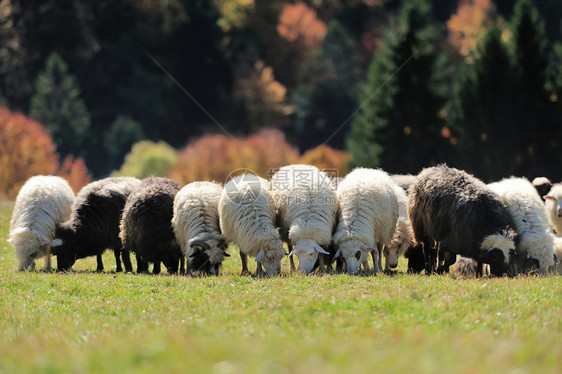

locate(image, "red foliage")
(56, 155), (93, 193)
(0, 106), (59, 198)
(277, 2), (326, 53)
(299, 145), (351, 177)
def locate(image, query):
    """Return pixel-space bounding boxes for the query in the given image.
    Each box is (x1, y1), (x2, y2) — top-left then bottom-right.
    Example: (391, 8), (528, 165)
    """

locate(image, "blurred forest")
(1, 0), (562, 197)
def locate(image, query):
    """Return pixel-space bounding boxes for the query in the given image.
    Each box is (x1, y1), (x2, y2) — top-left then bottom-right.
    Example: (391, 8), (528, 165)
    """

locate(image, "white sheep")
(270, 164), (338, 273)
(9, 176), (74, 271)
(384, 185), (413, 271)
(218, 173), (286, 275)
(172, 181), (228, 275)
(333, 168), (399, 274)
(552, 236), (562, 275)
(488, 177), (555, 275)
(544, 184), (562, 234)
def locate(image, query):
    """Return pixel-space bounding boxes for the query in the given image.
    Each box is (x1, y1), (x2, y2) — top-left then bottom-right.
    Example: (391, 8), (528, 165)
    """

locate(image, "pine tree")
(509, 0), (561, 178)
(449, 24), (517, 180)
(30, 52), (91, 158)
(290, 21), (359, 150)
(346, 0), (449, 173)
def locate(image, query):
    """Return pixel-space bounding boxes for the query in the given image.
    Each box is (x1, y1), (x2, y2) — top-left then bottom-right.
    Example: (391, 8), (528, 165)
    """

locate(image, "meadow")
(0, 200), (560, 373)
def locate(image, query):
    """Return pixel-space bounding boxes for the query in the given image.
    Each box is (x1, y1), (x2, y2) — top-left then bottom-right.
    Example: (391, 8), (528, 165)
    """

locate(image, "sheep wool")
(9, 176), (74, 271)
(172, 181), (227, 275)
(489, 177), (554, 274)
(333, 168), (399, 274)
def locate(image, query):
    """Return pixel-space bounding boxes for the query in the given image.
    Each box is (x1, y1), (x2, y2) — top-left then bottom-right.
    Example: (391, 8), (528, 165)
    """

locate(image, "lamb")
(172, 181), (229, 275)
(544, 184), (562, 234)
(51, 177), (140, 272)
(9, 176), (74, 271)
(120, 177), (183, 275)
(384, 185), (413, 271)
(270, 164), (338, 273)
(532, 177), (552, 201)
(332, 168), (399, 274)
(408, 165), (518, 276)
(488, 177), (554, 275)
(218, 173), (286, 276)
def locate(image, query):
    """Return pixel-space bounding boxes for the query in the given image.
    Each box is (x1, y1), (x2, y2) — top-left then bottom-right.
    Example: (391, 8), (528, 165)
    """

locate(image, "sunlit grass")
(0, 200), (561, 373)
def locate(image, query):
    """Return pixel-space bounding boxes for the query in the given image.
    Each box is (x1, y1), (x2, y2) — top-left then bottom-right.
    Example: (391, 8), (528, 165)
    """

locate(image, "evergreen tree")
(291, 21), (359, 150)
(449, 24), (516, 180)
(30, 52), (91, 158)
(346, 0), (450, 174)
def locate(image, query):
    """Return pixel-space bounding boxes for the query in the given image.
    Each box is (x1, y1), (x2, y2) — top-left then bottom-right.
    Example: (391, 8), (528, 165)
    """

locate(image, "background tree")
(299, 145), (351, 176)
(104, 116), (146, 173)
(290, 21), (359, 150)
(347, 0), (452, 174)
(29, 52), (91, 159)
(113, 140), (178, 179)
(0, 106), (58, 198)
(56, 156), (93, 193)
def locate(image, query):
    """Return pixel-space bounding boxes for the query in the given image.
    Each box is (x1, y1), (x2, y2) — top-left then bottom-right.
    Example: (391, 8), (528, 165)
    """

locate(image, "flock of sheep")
(8, 164), (562, 277)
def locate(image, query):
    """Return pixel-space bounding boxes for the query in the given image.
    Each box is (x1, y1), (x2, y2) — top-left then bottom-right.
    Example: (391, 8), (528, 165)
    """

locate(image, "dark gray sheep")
(408, 165), (518, 276)
(51, 177), (141, 272)
(120, 177), (183, 274)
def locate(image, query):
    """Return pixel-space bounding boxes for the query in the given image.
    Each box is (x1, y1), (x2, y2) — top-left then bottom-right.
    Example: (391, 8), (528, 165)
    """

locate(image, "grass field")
(0, 200), (561, 373)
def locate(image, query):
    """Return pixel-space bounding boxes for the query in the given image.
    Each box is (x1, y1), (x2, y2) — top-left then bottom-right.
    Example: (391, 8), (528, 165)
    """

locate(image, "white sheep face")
(291, 239), (329, 274)
(256, 249), (282, 275)
(337, 241), (374, 274)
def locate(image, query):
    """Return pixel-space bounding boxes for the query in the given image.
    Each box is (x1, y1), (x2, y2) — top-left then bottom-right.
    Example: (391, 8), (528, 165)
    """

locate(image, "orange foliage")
(277, 2), (326, 52)
(0, 106), (58, 198)
(56, 155), (93, 193)
(447, 0), (496, 58)
(168, 129), (299, 185)
(299, 145), (351, 177)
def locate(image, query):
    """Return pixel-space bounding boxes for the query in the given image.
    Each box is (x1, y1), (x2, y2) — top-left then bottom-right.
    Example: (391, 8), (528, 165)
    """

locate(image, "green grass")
(0, 200), (561, 373)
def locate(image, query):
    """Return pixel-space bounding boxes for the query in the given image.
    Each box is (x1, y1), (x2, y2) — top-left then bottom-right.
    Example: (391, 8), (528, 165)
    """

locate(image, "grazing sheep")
(172, 181), (229, 275)
(270, 164), (338, 273)
(544, 184), (562, 234)
(120, 177), (182, 275)
(532, 177), (552, 201)
(404, 244), (425, 273)
(488, 177), (554, 275)
(384, 185), (413, 271)
(219, 174), (286, 276)
(408, 165), (518, 276)
(552, 236), (562, 274)
(390, 174), (416, 192)
(51, 177), (140, 272)
(9, 176), (74, 271)
(454, 257), (477, 277)
(332, 168), (399, 274)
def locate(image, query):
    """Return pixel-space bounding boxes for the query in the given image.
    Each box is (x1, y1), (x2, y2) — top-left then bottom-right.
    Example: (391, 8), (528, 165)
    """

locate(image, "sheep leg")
(44, 246), (52, 272)
(336, 258), (344, 273)
(256, 262), (264, 277)
(121, 248), (133, 273)
(152, 261), (161, 275)
(96, 254), (104, 272)
(362, 259), (371, 272)
(114, 248), (123, 273)
(240, 251), (250, 276)
(136, 254), (148, 273)
(318, 254), (326, 274)
(179, 256), (186, 275)
(287, 242), (296, 272)
(422, 240), (436, 275)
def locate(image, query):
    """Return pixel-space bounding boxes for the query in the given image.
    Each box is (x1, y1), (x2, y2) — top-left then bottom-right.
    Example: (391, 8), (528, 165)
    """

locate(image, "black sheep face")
(51, 226), (79, 271)
(160, 241), (182, 274)
(405, 244), (425, 273)
(188, 239), (230, 276)
(481, 249), (513, 277)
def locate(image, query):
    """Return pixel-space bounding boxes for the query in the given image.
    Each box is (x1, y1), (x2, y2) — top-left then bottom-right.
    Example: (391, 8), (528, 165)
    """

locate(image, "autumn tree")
(169, 129), (299, 185)
(347, 0), (452, 174)
(30, 52), (91, 159)
(113, 140), (178, 179)
(0, 106), (58, 198)
(56, 155), (92, 193)
(299, 145), (351, 176)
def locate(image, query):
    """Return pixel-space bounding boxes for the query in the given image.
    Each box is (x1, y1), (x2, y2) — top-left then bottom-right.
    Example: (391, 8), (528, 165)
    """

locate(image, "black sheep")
(119, 177), (182, 274)
(408, 165), (518, 276)
(531, 177), (552, 202)
(51, 177), (141, 272)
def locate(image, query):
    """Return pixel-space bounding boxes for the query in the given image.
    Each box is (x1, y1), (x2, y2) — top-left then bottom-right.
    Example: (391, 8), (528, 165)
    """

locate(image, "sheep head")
(188, 236), (229, 276)
(334, 240), (376, 274)
(289, 239), (329, 274)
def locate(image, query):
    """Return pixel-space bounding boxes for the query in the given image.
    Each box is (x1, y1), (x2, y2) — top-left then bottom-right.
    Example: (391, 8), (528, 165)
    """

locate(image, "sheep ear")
(360, 244), (376, 252)
(52, 238), (63, 247)
(544, 195), (555, 201)
(255, 249), (265, 263)
(312, 242), (329, 255)
(334, 248), (342, 258)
